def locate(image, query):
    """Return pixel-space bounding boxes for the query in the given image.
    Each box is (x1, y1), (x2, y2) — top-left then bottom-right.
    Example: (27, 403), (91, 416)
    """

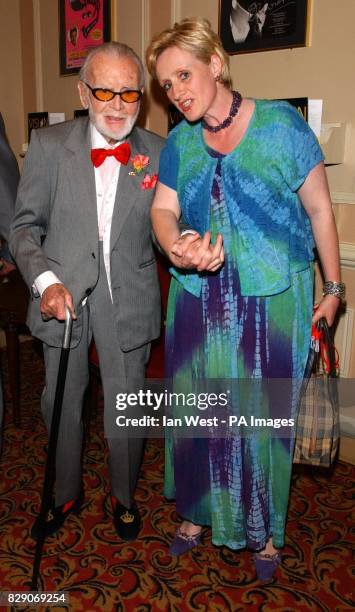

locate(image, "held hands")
(312, 294), (340, 327)
(40, 283), (77, 321)
(169, 231), (224, 272)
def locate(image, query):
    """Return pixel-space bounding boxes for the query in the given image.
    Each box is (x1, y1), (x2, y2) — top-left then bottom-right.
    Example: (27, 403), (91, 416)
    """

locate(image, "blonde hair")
(146, 17), (232, 89)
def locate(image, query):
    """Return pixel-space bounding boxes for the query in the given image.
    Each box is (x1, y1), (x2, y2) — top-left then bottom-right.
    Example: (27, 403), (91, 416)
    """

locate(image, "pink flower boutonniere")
(140, 173), (158, 190)
(129, 154), (158, 190)
(131, 154), (150, 173)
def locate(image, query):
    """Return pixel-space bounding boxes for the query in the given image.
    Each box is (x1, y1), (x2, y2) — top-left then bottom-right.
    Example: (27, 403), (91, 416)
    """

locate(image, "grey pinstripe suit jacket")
(9, 117), (164, 349)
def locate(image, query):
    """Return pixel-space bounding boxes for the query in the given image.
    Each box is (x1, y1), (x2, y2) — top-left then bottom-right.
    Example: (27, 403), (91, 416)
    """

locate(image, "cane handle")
(63, 306), (73, 349)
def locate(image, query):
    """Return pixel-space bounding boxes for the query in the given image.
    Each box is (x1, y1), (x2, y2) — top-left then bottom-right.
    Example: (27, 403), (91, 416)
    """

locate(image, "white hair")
(79, 41), (145, 87)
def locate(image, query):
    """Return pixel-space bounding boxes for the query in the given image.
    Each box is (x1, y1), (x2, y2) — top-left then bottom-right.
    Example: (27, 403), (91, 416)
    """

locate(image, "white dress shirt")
(34, 124), (122, 302)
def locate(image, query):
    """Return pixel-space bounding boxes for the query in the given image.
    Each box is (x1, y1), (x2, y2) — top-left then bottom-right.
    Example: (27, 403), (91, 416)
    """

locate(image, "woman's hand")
(170, 231), (224, 272)
(312, 294), (340, 327)
(299, 163), (342, 329)
(151, 183), (224, 272)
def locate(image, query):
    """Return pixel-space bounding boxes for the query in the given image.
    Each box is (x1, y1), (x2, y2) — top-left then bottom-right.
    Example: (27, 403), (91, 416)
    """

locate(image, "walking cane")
(30, 307), (73, 590)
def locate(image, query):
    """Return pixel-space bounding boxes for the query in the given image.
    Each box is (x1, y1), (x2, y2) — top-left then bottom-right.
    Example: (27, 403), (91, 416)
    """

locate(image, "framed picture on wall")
(59, 0), (111, 75)
(219, 0), (312, 55)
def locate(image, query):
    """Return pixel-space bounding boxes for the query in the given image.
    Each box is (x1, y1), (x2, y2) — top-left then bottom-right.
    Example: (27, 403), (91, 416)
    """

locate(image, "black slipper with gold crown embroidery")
(111, 496), (141, 541)
(30, 493), (83, 540)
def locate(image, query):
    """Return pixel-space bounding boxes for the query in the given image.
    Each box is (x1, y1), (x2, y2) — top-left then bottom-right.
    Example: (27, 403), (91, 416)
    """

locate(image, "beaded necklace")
(201, 91), (242, 133)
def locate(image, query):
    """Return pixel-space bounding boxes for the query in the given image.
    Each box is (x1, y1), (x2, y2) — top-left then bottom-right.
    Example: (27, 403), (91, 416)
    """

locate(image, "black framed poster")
(219, 0), (312, 55)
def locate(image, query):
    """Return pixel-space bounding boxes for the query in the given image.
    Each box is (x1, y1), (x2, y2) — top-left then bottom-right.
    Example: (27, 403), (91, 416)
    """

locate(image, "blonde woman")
(146, 18), (342, 581)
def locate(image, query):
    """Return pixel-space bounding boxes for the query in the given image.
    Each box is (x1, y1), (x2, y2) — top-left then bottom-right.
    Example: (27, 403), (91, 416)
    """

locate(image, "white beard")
(89, 105), (140, 142)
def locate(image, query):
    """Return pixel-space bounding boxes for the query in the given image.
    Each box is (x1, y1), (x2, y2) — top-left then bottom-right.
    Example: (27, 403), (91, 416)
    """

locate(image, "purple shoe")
(253, 551), (281, 582)
(169, 527), (202, 556)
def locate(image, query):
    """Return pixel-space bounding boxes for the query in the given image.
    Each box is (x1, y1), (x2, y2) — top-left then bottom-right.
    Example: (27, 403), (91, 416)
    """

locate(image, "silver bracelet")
(323, 280), (345, 301)
(180, 230), (198, 237)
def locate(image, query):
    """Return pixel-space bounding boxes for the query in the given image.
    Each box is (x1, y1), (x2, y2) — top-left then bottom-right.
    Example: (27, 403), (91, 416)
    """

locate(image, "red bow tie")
(91, 142), (131, 167)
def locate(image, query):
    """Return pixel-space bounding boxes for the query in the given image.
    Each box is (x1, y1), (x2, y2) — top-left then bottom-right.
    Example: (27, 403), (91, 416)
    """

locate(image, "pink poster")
(60, 0), (110, 75)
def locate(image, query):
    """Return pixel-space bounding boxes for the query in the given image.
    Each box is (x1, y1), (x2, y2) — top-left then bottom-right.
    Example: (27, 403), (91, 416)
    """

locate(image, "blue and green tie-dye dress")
(158, 100), (324, 550)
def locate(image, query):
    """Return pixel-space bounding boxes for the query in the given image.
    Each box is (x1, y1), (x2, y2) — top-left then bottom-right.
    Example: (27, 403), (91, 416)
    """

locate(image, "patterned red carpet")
(0, 341), (354, 611)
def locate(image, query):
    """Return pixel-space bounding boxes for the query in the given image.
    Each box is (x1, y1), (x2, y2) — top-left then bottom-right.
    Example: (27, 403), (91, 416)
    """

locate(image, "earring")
(215, 74), (221, 82)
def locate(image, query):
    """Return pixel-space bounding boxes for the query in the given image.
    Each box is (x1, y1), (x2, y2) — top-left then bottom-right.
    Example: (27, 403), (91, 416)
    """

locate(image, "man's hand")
(0, 259), (16, 276)
(40, 283), (77, 321)
(169, 231), (224, 272)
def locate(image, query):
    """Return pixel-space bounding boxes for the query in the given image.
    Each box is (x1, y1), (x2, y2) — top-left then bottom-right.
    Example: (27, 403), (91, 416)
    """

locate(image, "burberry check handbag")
(294, 317), (340, 467)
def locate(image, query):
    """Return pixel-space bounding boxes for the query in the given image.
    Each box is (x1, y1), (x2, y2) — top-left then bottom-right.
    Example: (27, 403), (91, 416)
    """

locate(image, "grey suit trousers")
(42, 245), (150, 507)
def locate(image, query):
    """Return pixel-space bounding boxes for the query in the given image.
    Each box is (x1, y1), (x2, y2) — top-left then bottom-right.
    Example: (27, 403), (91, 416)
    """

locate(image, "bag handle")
(317, 317), (338, 378)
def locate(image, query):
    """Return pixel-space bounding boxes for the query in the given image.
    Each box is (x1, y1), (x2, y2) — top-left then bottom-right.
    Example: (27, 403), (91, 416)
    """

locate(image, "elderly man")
(10, 43), (164, 540)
